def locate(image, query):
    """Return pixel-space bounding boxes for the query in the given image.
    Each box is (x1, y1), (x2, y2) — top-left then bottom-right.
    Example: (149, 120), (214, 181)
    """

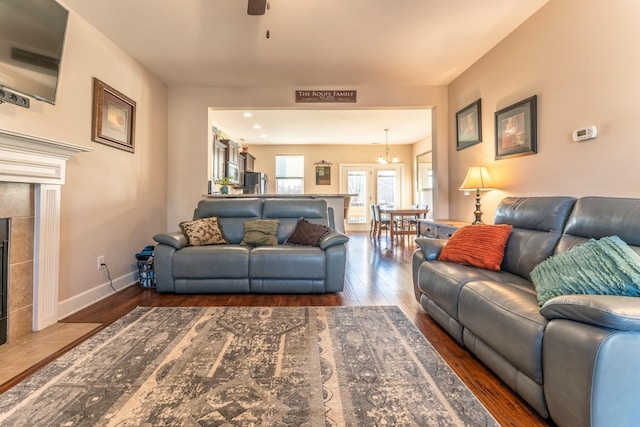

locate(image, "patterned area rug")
(0, 306), (498, 426)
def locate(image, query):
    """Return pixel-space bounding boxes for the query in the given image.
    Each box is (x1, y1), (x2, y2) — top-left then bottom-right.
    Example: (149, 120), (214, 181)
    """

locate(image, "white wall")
(448, 0), (640, 223)
(0, 9), (168, 315)
(167, 85), (449, 229)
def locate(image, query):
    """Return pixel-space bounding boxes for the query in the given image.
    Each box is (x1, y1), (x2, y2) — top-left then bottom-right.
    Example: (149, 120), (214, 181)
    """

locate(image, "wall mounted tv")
(0, 0), (69, 107)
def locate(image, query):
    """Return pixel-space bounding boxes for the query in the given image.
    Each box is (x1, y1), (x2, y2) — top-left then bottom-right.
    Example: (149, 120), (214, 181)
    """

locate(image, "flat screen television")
(0, 0), (69, 105)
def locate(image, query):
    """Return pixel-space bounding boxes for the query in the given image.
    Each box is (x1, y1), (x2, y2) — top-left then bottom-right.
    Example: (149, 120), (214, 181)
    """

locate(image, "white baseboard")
(57, 271), (138, 320)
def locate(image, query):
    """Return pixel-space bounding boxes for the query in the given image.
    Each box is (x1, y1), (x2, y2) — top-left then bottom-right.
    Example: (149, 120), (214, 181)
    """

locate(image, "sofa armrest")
(541, 295), (640, 331)
(415, 237), (447, 261)
(153, 232), (188, 250)
(319, 231), (349, 249)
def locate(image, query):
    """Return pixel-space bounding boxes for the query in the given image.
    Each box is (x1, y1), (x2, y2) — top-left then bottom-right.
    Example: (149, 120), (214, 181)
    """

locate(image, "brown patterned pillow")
(285, 218), (331, 246)
(179, 217), (228, 246)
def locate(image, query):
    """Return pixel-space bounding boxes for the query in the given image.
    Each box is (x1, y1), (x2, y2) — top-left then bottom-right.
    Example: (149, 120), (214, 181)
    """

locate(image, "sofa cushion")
(459, 279), (548, 384)
(416, 260), (532, 322)
(559, 196), (640, 248)
(540, 295), (640, 331)
(531, 235), (640, 306)
(179, 217), (228, 246)
(250, 246), (326, 279)
(262, 199), (329, 242)
(415, 237), (446, 260)
(173, 245), (250, 278)
(240, 219), (279, 246)
(285, 218), (331, 246)
(193, 198), (263, 244)
(438, 224), (513, 271)
(495, 196), (576, 280)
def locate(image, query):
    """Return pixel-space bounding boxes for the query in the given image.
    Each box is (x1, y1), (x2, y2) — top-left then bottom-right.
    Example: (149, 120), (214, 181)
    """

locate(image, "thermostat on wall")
(572, 125), (598, 142)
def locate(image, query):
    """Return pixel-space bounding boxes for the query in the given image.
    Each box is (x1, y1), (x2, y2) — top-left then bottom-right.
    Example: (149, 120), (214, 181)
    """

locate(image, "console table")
(417, 219), (468, 239)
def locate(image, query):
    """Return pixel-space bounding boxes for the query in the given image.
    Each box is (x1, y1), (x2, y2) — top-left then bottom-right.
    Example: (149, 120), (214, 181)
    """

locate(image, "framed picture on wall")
(495, 95), (537, 160)
(91, 78), (136, 153)
(456, 98), (482, 150)
(314, 161), (333, 185)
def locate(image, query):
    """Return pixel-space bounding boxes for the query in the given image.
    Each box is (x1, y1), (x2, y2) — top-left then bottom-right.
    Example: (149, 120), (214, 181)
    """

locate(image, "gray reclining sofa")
(413, 196), (640, 427)
(153, 198), (349, 293)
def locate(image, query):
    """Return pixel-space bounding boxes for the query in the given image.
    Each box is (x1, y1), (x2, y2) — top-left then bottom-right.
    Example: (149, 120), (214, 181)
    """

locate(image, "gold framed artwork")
(91, 78), (136, 153)
(315, 165), (331, 185)
(314, 160), (332, 185)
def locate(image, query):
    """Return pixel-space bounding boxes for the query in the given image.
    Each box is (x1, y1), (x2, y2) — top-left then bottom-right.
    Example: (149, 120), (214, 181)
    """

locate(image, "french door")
(341, 164), (402, 232)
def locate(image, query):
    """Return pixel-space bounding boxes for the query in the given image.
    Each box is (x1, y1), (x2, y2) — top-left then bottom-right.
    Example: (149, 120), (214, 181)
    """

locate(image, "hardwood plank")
(4, 232), (550, 426)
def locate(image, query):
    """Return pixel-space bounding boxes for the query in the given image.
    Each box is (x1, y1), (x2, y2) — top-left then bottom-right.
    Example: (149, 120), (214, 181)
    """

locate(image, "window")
(377, 169), (397, 208)
(275, 155), (304, 194)
(345, 170), (368, 224)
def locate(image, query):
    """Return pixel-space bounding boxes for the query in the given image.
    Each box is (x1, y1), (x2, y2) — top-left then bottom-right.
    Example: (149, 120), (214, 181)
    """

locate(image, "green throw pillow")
(530, 235), (640, 307)
(240, 219), (279, 246)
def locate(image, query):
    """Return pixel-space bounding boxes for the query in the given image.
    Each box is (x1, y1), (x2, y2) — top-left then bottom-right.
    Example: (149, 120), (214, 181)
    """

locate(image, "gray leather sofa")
(153, 198), (349, 293)
(413, 196), (640, 427)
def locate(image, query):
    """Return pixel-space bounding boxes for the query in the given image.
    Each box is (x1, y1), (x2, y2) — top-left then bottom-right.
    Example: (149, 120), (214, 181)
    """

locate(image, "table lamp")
(459, 166), (496, 224)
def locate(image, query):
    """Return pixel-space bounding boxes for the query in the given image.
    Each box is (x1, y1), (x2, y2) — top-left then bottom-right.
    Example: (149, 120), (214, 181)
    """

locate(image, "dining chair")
(402, 204), (420, 231)
(369, 204), (377, 236)
(373, 205), (390, 238)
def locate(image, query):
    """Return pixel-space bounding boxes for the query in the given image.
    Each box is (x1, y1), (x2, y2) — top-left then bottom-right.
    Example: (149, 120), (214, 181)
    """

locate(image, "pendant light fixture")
(377, 128), (399, 164)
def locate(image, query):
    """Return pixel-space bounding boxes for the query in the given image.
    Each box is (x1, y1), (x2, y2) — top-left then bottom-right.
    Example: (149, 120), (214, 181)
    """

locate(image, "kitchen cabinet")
(244, 152), (255, 172)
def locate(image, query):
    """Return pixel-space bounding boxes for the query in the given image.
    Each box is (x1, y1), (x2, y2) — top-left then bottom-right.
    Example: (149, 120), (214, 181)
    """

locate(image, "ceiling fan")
(247, 0), (268, 15)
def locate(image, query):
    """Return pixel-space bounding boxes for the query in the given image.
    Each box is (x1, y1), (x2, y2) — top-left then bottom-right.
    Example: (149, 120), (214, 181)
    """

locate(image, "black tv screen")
(0, 0), (68, 104)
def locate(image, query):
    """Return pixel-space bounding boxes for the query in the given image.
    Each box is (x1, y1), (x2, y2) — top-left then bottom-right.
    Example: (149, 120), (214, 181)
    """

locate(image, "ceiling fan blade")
(247, 0), (267, 15)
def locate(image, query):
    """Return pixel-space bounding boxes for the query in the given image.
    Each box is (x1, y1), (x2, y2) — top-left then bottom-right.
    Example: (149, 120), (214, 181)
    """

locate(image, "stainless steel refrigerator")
(243, 172), (268, 194)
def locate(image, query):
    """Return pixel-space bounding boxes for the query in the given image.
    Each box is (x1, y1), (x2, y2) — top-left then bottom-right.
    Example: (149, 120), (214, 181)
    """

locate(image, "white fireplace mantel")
(0, 129), (91, 331)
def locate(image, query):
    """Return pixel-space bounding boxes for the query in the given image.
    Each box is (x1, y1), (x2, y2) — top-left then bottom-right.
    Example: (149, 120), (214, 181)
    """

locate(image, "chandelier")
(377, 128), (399, 164)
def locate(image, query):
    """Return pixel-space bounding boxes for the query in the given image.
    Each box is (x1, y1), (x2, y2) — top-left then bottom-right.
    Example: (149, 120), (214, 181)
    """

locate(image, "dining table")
(380, 207), (430, 242)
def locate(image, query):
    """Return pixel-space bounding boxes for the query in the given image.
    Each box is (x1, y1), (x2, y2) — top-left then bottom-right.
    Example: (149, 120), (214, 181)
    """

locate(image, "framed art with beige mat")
(91, 77), (136, 153)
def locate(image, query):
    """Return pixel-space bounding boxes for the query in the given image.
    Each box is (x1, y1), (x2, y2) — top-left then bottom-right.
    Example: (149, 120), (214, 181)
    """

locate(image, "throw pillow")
(240, 219), (279, 246)
(179, 217), (228, 246)
(530, 235), (640, 307)
(438, 224), (513, 271)
(285, 218), (331, 246)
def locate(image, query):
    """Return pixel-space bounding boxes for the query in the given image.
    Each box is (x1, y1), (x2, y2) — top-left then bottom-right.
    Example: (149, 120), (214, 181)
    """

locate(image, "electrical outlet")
(97, 255), (105, 270)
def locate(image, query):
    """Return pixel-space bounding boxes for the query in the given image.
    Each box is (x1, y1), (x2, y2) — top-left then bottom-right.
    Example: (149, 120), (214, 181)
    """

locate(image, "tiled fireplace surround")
(1, 182), (35, 341)
(0, 129), (89, 343)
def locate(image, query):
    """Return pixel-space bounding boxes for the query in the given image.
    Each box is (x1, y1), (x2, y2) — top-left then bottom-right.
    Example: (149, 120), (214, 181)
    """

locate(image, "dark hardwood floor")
(6, 232), (551, 426)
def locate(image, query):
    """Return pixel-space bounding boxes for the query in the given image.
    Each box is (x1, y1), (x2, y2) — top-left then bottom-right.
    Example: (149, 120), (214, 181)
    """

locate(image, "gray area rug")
(0, 306), (498, 426)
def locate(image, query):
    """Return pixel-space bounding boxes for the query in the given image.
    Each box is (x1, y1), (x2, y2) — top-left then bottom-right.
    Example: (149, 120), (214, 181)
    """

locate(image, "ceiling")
(210, 109), (432, 145)
(63, 0), (549, 145)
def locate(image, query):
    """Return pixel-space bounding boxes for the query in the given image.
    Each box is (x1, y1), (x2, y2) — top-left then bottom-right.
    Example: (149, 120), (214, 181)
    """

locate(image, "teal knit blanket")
(531, 235), (640, 306)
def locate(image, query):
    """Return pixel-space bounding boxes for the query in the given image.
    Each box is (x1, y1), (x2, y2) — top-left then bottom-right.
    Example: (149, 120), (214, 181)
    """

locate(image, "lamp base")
(472, 189), (484, 225)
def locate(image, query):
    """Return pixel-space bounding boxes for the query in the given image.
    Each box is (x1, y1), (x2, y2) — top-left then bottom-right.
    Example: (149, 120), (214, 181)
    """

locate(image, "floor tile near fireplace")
(0, 322), (101, 386)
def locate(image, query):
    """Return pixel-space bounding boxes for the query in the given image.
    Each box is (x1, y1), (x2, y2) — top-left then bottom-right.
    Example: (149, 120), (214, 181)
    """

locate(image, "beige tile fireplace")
(0, 182), (34, 341)
(0, 129), (89, 341)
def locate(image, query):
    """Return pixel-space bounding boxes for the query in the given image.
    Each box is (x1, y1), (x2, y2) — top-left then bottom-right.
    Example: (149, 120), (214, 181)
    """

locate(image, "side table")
(416, 219), (468, 239)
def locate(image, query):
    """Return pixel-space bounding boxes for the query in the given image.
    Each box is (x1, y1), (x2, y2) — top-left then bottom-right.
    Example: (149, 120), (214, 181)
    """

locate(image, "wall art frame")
(495, 95), (537, 160)
(456, 98), (482, 150)
(91, 77), (136, 153)
(314, 160), (332, 185)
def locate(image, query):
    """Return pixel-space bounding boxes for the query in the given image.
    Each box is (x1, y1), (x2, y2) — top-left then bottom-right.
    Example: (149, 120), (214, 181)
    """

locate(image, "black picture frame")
(456, 98), (482, 150)
(495, 95), (537, 160)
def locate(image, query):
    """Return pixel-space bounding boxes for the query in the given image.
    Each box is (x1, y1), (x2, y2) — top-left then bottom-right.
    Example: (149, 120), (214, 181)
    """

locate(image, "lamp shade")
(459, 166), (496, 191)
